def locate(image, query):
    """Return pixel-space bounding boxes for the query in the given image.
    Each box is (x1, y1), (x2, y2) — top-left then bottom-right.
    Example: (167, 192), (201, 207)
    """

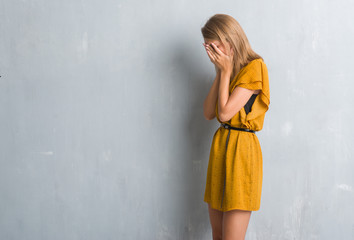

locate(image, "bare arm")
(218, 70), (259, 122)
(203, 67), (221, 120)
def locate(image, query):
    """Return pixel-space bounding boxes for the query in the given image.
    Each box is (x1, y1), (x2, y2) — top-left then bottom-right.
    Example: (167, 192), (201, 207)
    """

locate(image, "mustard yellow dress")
(203, 58), (270, 212)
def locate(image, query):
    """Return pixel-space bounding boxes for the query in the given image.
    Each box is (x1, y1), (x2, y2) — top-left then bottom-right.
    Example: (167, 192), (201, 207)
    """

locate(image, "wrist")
(220, 69), (232, 77)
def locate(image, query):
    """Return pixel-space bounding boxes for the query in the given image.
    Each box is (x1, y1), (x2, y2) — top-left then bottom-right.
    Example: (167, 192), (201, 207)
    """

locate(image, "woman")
(201, 14), (270, 240)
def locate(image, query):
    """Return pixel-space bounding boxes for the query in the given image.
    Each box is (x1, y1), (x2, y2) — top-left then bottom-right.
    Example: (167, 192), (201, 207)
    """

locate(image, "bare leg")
(222, 209), (252, 240)
(208, 203), (224, 240)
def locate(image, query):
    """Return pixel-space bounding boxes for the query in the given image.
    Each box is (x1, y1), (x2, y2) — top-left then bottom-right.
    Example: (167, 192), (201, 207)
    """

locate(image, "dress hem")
(203, 199), (260, 212)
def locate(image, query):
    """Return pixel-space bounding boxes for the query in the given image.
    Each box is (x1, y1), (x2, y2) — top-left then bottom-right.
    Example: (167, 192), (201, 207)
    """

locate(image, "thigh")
(208, 203), (223, 240)
(222, 209), (252, 240)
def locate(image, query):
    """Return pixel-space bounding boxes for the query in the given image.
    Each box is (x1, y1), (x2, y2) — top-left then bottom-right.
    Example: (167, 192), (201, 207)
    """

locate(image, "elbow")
(218, 114), (230, 122)
(218, 106), (226, 122)
(203, 105), (215, 120)
(204, 112), (215, 121)
(218, 109), (231, 122)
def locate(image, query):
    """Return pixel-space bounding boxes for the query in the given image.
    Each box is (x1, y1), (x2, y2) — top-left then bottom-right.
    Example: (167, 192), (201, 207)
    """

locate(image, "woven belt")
(220, 123), (256, 133)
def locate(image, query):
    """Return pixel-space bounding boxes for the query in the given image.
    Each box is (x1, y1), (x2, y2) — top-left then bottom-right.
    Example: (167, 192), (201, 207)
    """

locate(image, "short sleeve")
(229, 59), (270, 130)
(233, 60), (263, 91)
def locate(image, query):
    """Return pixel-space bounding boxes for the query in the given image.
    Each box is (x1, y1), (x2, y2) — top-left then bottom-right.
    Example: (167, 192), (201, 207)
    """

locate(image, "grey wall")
(1, 0), (354, 239)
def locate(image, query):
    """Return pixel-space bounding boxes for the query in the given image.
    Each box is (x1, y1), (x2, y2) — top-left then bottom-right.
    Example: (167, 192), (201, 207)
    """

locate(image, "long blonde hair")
(201, 14), (263, 81)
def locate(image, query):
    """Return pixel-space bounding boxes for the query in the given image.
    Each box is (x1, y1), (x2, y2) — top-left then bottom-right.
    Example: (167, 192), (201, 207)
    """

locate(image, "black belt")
(220, 123), (256, 133)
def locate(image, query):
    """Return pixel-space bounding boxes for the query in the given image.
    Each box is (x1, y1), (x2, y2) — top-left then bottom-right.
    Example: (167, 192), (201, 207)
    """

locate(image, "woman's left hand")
(205, 43), (234, 73)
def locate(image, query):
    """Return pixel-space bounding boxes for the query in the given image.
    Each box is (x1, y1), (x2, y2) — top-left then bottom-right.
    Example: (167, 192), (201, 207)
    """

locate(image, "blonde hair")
(201, 14), (263, 81)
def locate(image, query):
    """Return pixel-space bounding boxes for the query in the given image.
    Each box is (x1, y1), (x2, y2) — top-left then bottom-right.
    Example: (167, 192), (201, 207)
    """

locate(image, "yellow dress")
(203, 58), (270, 212)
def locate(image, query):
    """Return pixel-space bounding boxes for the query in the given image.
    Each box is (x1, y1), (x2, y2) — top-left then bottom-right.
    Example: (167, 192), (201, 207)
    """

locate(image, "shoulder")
(231, 58), (266, 86)
(238, 58), (264, 77)
(244, 58), (264, 71)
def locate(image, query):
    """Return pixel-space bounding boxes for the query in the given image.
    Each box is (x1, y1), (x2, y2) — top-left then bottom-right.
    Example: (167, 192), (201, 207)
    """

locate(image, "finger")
(205, 45), (213, 53)
(205, 45), (215, 55)
(207, 48), (217, 61)
(205, 45), (212, 55)
(206, 49), (216, 62)
(205, 45), (212, 53)
(205, 47), (212, 58)
(207, 47), (220, 67)
(205, 45), (218, 63)
(206, 45), (217, 55)
(211, 43), (223, 56)
(206, 48), (214, 60)
(206, 45), (217, 57)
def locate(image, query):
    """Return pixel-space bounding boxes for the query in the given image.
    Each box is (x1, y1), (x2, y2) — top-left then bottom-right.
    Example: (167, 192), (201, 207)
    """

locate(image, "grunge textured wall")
(0, 0), (353, 239)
